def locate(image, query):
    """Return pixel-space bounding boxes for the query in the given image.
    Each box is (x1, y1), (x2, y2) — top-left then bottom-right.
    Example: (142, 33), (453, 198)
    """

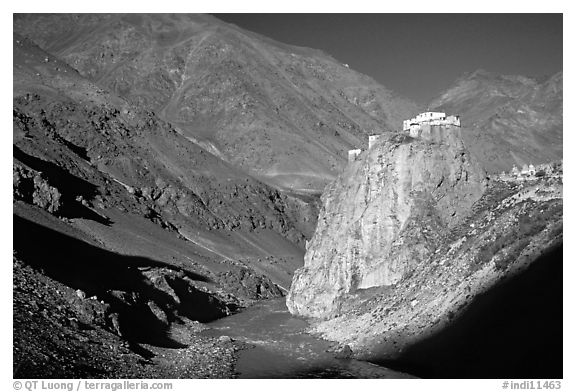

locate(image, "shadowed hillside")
(375, 245), (562, 378)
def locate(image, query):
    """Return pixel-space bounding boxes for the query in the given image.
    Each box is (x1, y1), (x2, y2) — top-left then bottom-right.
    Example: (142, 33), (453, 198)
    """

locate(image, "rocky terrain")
(287, 124), (563, 378)
(12, 14), (419, 378)
(430, 69), (562, 174)
(12, 31), (305, 378)
(13, 13), (563, 379)
(14, 254), (247, 378)
(287, 125), (487, 318)
(14, 13), (419, 192)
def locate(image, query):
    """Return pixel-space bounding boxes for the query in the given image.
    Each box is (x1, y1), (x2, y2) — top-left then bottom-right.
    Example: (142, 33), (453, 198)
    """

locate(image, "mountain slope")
(13, 32), (311, 276)
(14, 13), (420, 192)
(286, 123), (563, 377)
(429, 69), (562, 174)
(13, 32), (320, 376)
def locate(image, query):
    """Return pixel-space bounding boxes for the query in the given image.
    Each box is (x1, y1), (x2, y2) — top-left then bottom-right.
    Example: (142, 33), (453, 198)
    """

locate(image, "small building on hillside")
(348, 149), (362, 162)
(368, 135), (382, 149)
(498, 161), (562, 183)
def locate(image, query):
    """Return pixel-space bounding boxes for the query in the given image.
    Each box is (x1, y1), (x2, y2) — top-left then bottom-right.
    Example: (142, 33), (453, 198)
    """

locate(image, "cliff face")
(287, 126), (487, 318)
(310, 174), (562, 377)
(286, 121), (562, 378)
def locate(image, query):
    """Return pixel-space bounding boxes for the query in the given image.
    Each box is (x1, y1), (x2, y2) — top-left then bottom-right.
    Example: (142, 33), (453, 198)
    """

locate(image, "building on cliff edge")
(346, 112), (461, 164)
(368, 135), (382, 149)
(403, 111), (461, 138)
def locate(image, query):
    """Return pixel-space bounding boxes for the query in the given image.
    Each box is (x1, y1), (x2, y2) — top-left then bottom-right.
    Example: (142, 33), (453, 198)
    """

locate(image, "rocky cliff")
(287, 126), (487, 318)
(311, 174), (562, 377)
(287, 124), (562, 378)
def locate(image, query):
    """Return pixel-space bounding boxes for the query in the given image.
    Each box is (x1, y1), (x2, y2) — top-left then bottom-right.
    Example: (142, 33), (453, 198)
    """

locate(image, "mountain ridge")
(14, 13), (421, 192)
(429, 68), (562, 173)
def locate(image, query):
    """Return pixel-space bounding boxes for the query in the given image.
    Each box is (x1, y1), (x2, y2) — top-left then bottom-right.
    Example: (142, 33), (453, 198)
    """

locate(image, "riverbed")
(202, 298), (413, 378)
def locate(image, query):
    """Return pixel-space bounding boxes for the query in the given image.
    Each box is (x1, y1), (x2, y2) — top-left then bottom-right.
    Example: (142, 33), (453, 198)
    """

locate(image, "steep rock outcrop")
(13, 161), (62, 213)
(287, 127), (487, 318)
(311, 176), (562, 377)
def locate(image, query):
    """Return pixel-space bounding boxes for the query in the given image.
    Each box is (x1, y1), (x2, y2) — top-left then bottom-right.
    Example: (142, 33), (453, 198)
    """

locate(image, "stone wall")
(409, 124), (463, 143)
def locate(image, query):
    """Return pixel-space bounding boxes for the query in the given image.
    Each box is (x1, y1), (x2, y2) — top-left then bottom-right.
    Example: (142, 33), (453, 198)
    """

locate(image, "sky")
(214, 14), (563, 104)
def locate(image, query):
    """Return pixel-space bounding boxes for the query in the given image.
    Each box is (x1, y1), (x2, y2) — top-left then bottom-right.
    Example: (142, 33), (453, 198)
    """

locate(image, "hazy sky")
(215, 14), (563, 104)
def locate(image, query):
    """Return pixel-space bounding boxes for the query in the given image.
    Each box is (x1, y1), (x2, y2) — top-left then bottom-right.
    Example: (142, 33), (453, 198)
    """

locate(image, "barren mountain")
(13, 32), (313, 377)
(14, 13), (419, 192)
(429, 69), (562, 174)
(13, 14), (563, 379)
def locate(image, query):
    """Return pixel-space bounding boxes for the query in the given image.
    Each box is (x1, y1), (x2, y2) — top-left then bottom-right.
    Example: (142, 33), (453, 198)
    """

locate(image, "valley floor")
(14, 254), (413, 379)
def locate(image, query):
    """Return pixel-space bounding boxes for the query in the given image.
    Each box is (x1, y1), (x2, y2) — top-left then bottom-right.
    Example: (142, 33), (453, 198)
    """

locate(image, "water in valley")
(202, 298), (413, 379)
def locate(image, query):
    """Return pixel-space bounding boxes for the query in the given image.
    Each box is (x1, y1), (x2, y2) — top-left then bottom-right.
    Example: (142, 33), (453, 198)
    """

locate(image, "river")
(202, 298), (414, 378)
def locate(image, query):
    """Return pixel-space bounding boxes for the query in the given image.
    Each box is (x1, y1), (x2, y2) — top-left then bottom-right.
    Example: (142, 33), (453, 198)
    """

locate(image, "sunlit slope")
(430, 69), (562, 173)
(14, 13), (419, 191)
